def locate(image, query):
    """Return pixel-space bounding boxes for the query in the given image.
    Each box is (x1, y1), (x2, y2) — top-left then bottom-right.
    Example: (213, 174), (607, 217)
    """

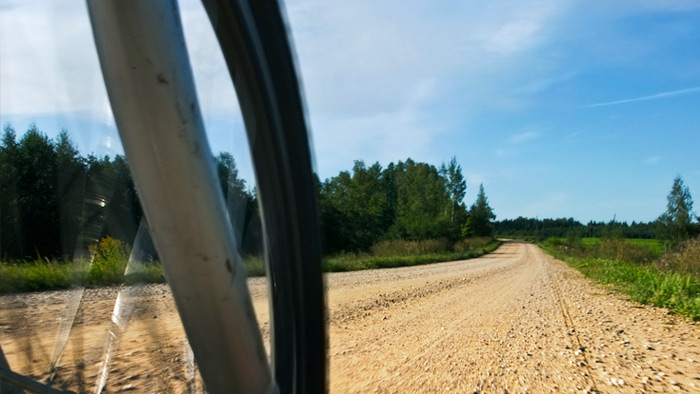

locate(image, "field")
(579, 237), (665, 254)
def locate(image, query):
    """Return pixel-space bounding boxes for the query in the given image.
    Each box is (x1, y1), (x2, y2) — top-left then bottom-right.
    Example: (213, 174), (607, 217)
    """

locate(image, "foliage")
(1, 124), (499, 288)
(87, 236), (129, 285)
(464, 184), (496, 237)
(323, 238), (501, 273)
(242, 255), (266, 277)
(656, 236), (700, 278)
(211, 239), (501, 278)
(0, 125), (143, 260)
(320, 161), (391, 251)
(541, 239), (700, 320)
(544, 249), (700, 321)
(495, 217), (658, 240)
(544, 237), (661, 264)
(452, 237), (493, 253)
(0, 259), (74, 293)
(320, 158), (473, 253)
(215, 152), (262, 256)
(370, 238), (450, 257)
(657, 175), (698, 242)
(0, 124), (262, 261)
(440, 157), (467, 224)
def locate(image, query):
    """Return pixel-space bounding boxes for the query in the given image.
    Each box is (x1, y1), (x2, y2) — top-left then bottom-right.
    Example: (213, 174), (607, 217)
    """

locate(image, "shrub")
(656, 236), (700, 278)
(88, 237), (129, 285)
(544, 237), (564, 247)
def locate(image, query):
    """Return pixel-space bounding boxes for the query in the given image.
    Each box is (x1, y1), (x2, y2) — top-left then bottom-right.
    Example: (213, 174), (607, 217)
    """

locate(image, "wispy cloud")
(508, 130), (540, 144)
(584, 86), (700, 108)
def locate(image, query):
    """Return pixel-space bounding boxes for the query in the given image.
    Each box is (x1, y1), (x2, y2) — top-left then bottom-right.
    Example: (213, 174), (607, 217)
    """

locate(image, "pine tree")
(466, 184), (496, 238)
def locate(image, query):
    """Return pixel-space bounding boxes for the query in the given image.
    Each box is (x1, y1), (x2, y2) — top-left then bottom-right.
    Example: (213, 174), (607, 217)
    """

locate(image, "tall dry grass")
(369, 238), (450, 257)
(453, 237), (493, 253)
(656, 236), (700, 278)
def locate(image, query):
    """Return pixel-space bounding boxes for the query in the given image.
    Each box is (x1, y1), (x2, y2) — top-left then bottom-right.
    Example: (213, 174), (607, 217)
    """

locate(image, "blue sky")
(1, 0), (699, 223)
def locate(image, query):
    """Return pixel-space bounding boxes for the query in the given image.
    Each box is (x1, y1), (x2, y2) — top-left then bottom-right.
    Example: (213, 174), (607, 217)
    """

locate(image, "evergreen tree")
(16, 125), (59, 257)
(466, 184), (496, 238)
(55, 130), (87, 258)
(0, 125), (22, 258)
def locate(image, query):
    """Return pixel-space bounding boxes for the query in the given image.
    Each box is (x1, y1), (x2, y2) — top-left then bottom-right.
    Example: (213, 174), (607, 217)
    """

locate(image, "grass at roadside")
(0, 258), (166, 293)
(240, 238), (502, 275)
(1, 238), (501, 293)
(324, 239), (501, 272)
(540, 240), (700, 321)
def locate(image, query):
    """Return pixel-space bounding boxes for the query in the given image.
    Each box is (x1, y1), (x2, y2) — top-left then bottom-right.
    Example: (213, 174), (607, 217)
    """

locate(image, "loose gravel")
(1, 241), (699, 393)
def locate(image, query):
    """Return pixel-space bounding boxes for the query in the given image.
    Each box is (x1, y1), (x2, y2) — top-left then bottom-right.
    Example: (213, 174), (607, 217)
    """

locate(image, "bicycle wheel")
(199, 1), (327, 392)
(85, 1), (326, 393)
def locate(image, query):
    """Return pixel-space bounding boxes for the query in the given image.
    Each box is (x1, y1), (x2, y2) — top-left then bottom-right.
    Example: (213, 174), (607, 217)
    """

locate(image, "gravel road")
(1, 240), (699, 393)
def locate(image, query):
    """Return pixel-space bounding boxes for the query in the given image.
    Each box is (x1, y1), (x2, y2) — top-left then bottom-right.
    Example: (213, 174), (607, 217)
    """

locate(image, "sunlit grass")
(541, 242), (700, 321)
(1, 238), (502, 292)
(323, 239), (501, 273)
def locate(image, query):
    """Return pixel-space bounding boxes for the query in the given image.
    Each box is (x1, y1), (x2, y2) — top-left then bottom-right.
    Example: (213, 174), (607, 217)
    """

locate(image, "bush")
(656, 236), (700, 278)
(88, 237), (129, 285)
(545, 237), (564, 247)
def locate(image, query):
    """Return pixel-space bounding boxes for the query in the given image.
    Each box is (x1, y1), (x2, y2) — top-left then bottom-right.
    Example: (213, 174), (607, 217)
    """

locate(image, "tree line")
(495, 175), (699, 243)
(494, 217), (659, 239)
(1, 125), (496, 260)
(319, 158), (495, 253)
(0, 125), (263, 261)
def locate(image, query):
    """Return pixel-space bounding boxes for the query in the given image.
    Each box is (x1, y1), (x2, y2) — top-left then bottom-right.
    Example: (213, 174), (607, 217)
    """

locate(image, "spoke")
(48, 187), (115, 380)
(47, 287), (84, 381)
(93, 221), (150, 394)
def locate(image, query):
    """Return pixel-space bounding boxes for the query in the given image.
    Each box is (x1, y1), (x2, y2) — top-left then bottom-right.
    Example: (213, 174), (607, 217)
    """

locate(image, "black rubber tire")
(199, 1), (327, 393)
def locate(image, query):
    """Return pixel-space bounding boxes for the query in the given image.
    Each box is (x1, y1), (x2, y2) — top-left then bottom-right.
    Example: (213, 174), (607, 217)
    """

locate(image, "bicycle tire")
(199, 1), (327, 393)
(86, 1), (326, 393)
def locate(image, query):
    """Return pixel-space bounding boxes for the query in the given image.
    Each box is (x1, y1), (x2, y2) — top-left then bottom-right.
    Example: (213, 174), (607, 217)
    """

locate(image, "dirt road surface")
(1, 241), (699, 393)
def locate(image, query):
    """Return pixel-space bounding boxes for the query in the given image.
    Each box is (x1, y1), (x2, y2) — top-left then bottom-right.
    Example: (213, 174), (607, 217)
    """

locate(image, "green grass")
(0, 260), (75, 293)
(541, 242), (700, 321)
(0, 258), (167, 293)
(323, 239), (501, 273)
(625, 238), (666, 254)
(242, 255), (266, 277)
(578, 237), (665, 254)
(1, 238), (502, 292)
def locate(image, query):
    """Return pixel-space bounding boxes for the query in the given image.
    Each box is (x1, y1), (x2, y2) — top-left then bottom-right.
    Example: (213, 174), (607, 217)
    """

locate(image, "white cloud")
(281, 0), (568, 175)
